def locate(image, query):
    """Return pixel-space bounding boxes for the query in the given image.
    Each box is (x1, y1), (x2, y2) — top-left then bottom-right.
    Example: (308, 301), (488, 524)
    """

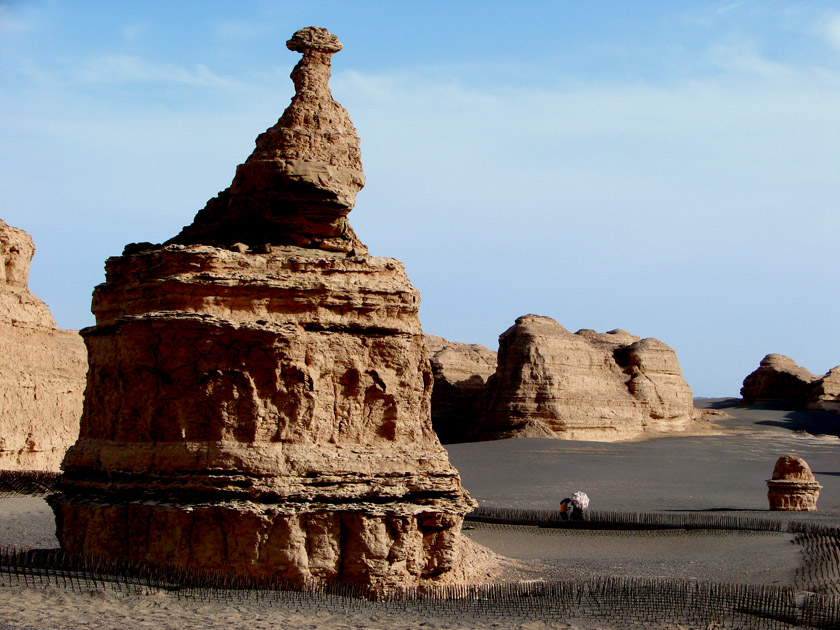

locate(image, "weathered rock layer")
(50, 27), (474, 588)
(0, 219), (86, 471)
(480, 315), (698, 441)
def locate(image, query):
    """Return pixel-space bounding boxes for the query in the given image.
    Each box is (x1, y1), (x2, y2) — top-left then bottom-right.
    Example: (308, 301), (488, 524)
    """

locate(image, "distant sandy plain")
(1, 399), (838, 629)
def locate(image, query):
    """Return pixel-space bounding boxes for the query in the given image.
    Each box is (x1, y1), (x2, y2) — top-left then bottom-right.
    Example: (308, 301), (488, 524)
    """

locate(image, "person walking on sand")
(559, 497), (573, 520)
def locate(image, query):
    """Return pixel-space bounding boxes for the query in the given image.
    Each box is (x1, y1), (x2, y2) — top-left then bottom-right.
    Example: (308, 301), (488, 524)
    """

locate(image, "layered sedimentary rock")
(767, 455), (821, 511)
(741, 354), (840, 413)
(50, 27), (475, 588)
(0, 219), (86, 471)
(480, 315), (698, 441)
(426, 335), (496, 444)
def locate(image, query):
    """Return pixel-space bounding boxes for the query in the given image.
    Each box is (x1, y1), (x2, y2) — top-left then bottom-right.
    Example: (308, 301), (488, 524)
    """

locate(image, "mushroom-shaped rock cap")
(287, 26), (342, 53)
(771, 454), (817, 482)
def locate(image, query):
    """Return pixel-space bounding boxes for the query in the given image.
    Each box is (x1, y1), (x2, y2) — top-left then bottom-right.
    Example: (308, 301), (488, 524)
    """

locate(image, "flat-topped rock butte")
(0, 219), (86, 471)
(49, 27), (476, 588)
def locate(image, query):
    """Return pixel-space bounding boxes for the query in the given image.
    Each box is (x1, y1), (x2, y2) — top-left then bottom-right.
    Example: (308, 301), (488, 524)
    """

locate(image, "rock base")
(767, 481), (821, 511)
(49, 496), (464, 587)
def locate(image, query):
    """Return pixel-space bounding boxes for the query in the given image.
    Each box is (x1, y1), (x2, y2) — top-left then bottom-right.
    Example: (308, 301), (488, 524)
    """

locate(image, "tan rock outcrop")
(0, 219), (86, 471)
(741, 354), (819, 404)
(767, 455), (822, 511)
(426, 335), (496, 443)
(50, 27), (475, 589)
(741, 354), (840, 414)
(480, 315), (698, 441)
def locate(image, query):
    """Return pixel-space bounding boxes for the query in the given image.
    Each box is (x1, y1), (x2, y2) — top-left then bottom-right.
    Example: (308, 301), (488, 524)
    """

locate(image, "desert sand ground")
(1, 399), (838, 629)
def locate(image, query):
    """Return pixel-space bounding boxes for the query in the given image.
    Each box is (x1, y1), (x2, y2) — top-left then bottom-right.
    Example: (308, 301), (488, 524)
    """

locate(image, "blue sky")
(1, 1), (839, 396)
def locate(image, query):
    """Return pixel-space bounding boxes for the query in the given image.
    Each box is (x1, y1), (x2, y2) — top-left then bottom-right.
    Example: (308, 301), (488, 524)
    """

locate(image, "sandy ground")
(446, 399), (840, 518)
(0, 399), (838, 629)
(463, 523), (800, 585)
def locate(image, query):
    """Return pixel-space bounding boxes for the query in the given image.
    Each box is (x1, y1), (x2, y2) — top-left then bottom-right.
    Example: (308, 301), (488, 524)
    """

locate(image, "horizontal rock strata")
(52, 243), (474, 586)
(0, 219), (86, 471)
(480, 315), (698, 441)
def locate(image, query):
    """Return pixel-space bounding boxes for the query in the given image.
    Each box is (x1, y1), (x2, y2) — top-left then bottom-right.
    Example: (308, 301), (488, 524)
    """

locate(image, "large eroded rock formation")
(480, 315), (698, 441)
(50, 27), (475, 588)
(741, 354), (840, 413)
(0, 219), (86, 471)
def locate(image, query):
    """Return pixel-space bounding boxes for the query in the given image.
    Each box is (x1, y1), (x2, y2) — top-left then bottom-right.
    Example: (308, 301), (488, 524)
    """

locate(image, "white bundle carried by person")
(571, 491), (589, 511)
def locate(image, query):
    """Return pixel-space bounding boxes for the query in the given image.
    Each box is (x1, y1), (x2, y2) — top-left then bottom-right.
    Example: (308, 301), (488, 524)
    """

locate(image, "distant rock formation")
(50, 27), (475, 588)
(741, 354), (840, 413)
(479, 315), (698, 441)
(810, 367), (840, 413)
(0, 219), (86, 471)
(426, 335), (496, 443)
(741, 354), (818, 404)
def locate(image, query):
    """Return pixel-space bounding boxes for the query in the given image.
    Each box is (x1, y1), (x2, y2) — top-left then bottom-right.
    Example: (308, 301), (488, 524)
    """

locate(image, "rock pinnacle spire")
(170, 26), (366, 252)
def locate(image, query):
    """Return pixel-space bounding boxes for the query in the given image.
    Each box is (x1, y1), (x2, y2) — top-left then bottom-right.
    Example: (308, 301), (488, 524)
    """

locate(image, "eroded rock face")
(426, 335), (497, 444)
(50, 27), (475, 588)
(480, 315), (698, 441)
(741, 354), (840, 414)
(0, 219), (86, 471)
(767, 455), (821, 511)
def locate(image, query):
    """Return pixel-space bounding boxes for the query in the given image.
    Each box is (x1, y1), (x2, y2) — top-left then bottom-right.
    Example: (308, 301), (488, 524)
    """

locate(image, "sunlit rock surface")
(0, 219), (86, 471)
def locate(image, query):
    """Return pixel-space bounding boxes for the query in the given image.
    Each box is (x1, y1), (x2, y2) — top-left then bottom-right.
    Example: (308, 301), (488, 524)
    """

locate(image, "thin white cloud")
(823, 12), (840, 51)
(213, 19), (275, 41)
(706, 42), (795, 79)
(120, 23), (147, 44)
(75, 54), (233, 87)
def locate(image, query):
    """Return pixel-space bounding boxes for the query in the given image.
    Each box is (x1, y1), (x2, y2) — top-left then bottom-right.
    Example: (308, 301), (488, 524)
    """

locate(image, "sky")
(1, 1), (838, 397)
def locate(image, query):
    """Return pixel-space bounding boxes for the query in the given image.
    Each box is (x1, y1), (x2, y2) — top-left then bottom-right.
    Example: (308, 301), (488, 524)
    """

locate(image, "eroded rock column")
(50, 27), (475, 588)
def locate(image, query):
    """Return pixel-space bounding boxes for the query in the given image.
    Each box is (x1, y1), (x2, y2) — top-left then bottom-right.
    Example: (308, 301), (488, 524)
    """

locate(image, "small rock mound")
(767, 455), (822, 511)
